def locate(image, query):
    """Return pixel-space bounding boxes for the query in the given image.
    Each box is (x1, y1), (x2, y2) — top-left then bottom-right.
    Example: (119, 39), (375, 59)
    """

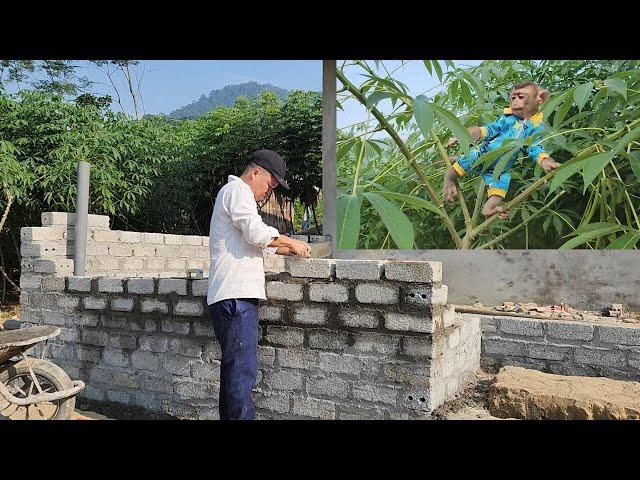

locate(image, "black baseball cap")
(250, 149), (290, 190)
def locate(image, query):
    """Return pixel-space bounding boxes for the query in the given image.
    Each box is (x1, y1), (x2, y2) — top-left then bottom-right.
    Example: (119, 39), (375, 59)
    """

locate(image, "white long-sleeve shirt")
(207, 175), (280, 305)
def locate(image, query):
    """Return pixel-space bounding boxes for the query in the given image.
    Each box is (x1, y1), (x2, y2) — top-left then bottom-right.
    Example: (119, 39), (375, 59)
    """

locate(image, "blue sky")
(337, 60), (483, 133)
(5, 60), (322, 117)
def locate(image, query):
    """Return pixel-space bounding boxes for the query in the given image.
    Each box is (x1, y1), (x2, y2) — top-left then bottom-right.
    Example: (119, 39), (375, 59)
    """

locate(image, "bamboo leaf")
(432, 104), (473, 155)
(336, 194), (363, 249)
(375, 191), (443, 216)
(560, 224), (627, 249)
(366, 91), (393, 108)
(548, 157), (587, 194)
(607, 231), (640, 250)
(432, 60), (443, 83)
(613, 125), (640, 155)
(574, 82), (593, 111)
(604, 78), (627, 100)
(582, 151), (615, 194)
(363, 192), (415, 249)
(423, 60), (433, 75)
(629, 151), (640, 180)
(412, 95), (435, 140)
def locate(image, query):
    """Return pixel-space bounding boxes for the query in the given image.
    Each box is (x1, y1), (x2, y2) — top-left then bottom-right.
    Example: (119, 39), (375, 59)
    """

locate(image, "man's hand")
(288, 239), (311, 258)
(445, 137), (458, 149)
(540, 157), (560, 172)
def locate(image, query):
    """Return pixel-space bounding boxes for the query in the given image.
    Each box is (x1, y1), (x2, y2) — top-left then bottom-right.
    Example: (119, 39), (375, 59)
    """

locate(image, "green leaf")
(613, 125), (640, 155)
(541, 89), (572, 118)
(375, 191), (443, 216)
(423, 60), (433, 75)
(581, 151), (615, 194)
(553, 215), (563, 236)
(547, 158), (586, 194)
(432, 104), (473, 155)
(460, 81), (473, 108)
(363, 192), (415, 249)
(553, 92), (575, 127)
(629, 151), (640, 180)
(336, 194), (362, 249)
(412, 95), (435, 140)
(568, 221), (623, 237)
(604, 78), (627, 100)
(606, 231), (640, 250)
(573, 82), (593, 111)
(491, 146), (521, 182)
(366, 91), (393, 108)
(560, 224), (627, 249)
(432, 60), (443, 83)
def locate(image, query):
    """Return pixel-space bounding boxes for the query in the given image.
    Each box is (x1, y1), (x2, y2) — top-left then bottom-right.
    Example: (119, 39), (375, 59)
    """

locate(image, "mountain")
(168, 81), (290, 119)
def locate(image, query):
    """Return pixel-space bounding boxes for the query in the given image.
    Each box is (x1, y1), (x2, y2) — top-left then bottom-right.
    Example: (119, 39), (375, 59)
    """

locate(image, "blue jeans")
(208, 298), (259, 420)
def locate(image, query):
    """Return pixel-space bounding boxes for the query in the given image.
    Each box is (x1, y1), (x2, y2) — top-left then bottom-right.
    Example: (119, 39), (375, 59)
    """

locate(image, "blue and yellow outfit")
(452, 107), (551, 198)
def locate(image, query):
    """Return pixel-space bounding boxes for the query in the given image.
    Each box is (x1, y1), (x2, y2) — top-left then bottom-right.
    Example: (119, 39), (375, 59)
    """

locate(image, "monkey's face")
(509, 86), (546, 119)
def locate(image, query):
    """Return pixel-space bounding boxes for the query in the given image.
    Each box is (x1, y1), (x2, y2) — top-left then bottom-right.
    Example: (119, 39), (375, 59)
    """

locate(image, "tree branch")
(477, 191), (566, 249)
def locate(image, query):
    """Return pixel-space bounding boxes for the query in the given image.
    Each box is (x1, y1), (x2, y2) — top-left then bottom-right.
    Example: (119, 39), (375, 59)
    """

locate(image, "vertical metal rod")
(74, 161), (90, 276)
(322, 60), (337, 256)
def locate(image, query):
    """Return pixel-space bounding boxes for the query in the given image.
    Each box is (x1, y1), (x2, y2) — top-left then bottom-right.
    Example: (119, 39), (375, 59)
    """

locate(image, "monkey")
(442, 81), (560, 219)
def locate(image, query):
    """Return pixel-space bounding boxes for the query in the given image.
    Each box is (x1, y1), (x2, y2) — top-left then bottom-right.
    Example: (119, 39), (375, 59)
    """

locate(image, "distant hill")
(168, 81), (290, 119)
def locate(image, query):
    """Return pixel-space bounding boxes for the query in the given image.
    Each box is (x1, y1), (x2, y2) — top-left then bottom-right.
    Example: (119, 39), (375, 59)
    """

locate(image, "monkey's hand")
(445, 137), (458, 149)
(540, 157), (560, 172)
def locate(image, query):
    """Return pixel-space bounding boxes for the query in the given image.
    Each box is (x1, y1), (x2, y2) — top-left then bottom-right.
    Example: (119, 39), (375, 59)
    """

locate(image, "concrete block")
(174, 300), (204, 317)
(34, 259), (74, 274)
(127, 277), (155, 294)
(42, 277), (67, 292)
(143, 232), (164, 244)
(119, 231), (141, 243)
(103, 349), (130, 368)
(308, 329), (351, 351)
(265, 326), (304, 347)
(162, 355), (192, 376)
(309, 283), (349, 303)
(292, 397), (336, 419)
(384, 312), (434, 333)
(266, 281), (303, 301)
(482, 338), (528, 357)
(162, 319), (191, 335)
(108, 333), (137, 350)
(98, 277), (124, 293)
(574, 346), (627, 368)
(170, 338), (202, 357)
(599, 325), (640, 346)
(193, 321), (216, 338)
(108, 243), (134, 257)
(404, 285), (448, 307)
(318, 352), (362, 375)
(83, 297), (107, 310)
(56, 295), (79, 310)
(276, 348), (318, 370)
(264, 370), (304, 391)
(141, 299), (169, 314)
(355, 284), (398, 304)
(335, 260), (382, 280)
(339, 309), (380, 329)
(164, 234), (184, 245)
(291, 306), (327, 325)
(500, 317), (544, 337)
(139, 335), (169, 353)
(353, 332), (401, 355)
(384, 260), (442, 283)
(111, 298), (134, 312)
(92, 229), (119, 242)
(402, 336), (433, 358)
(158, 278), (188, 295)
(288, 258), (335, 279)
(255, 392), (290, 414)
(527, 343), (573, 361)
(307, 376), (349, 398)
(259, 305), (284, 323)
(192, 279), (209, 297)
(21, 226), (65, 242)
(546, 321), (594, 342)
(352, 383), (398, 405)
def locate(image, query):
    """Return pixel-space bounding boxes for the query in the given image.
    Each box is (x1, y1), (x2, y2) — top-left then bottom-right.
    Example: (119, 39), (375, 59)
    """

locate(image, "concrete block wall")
(21, 212), (210, 279)
(19, 257), (481, 419)
(476, 314), (640, 381)
(21, 212), (329, 279)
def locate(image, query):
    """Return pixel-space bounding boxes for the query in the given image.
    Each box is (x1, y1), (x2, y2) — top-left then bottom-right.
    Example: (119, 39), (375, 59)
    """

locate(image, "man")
(207, 149), (311, 420)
